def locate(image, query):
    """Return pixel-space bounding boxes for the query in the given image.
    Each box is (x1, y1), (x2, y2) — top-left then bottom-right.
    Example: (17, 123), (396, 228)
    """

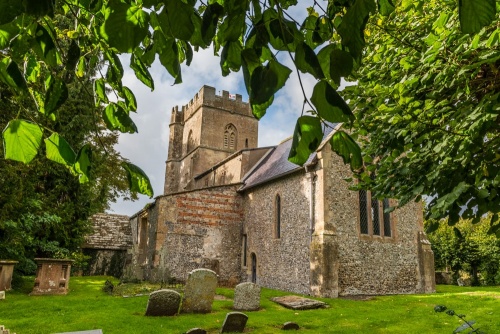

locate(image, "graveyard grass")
(1, 277), (499, 334)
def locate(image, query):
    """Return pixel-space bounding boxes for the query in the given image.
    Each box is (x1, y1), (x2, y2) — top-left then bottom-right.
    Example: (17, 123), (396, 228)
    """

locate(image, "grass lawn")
(0, 276), (499, 333)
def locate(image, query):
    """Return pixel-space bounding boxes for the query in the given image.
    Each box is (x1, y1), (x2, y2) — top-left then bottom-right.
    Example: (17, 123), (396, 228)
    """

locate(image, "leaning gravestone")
(220, 312), (248, 333)
(185, 328), (207, 334)
(145, 289), (181, 316)
(233, 282), (260, 311)
(282, 322), (300, 330)
(181, 268), (217, 313)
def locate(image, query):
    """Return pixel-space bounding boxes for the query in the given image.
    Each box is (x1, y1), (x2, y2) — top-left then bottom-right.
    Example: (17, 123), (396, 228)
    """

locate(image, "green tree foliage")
(344, 1), (500, 228)
(427, 215), (500, 286)
(0, 0), (496, 220)
(0, 69), (134, 273)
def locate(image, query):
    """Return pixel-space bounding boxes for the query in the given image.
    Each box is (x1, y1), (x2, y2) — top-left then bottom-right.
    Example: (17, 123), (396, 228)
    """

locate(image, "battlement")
(170, 85), (252, 124)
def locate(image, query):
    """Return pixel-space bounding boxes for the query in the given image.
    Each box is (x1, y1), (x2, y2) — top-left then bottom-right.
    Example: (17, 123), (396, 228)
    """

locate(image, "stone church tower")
(164, 85), (258, 193)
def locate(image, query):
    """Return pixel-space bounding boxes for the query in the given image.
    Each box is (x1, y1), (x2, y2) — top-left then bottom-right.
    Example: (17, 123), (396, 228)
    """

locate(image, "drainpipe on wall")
(305, 165), (316, 241)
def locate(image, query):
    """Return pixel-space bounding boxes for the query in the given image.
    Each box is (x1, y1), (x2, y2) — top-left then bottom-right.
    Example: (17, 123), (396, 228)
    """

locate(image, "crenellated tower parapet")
(181, 85), (252, 122)
(164, 85), (258, 194)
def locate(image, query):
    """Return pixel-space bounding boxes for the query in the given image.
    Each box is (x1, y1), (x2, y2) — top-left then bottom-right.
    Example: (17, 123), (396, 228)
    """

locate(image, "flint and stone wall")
(243, 172), (312, 295)
(127, 186), (243, 286)
(320, 145), (435, 296)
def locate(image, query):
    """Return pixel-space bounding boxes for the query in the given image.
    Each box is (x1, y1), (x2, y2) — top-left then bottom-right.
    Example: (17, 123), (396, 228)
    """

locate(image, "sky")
(108, 3), (324, 216)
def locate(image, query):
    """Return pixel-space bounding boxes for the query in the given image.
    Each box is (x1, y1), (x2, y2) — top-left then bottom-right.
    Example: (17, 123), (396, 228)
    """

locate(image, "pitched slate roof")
(239, 123), (340, 191)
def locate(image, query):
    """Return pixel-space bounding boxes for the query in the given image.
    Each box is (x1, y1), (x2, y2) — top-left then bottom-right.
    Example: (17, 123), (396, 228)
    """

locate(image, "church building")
(123, 85), (435, 297)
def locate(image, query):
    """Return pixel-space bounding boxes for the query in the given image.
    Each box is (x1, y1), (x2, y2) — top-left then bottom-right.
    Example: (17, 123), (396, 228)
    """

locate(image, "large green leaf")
(250, 60), (291, 106)
(155, 31), (182, 84)
(159, 0), (195, 40)
(378, 0), (396, 16)
(72, 144), (92, 183)
(264, 8), (301, 51)
(0, 22), (19, 49)
(130, 54), (154, 90)
(295, 42), (324, 80)
(102, 103), (138, 133)
(221, 41), (242, 76)
(2, 119), (43, 164)
(44, 132), (76, 165)
(329, 49), (354, 85)
(301, 15), (320, 49)
(337, 0), (376, 62)
(201, 3), (224, 45)
(0, 58), (28, 93)
(459, 0), (496, 34)
(123, 162), (154, 197)
(45, 77), (68, 115)
(329, 130), (362, 170)
(31, 24), (60, 67)
(121, 86), (137, 112)
(311, 80), (353, 123)
(94, 78), (108, 105)
(288, 116), (323, 165)
(100, 0), (149, 53)
(0, 0), (23, 25)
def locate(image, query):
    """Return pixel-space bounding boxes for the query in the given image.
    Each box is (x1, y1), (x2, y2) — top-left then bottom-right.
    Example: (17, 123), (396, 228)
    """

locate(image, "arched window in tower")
(187, 130), (194, 153)
(224, 124), (237, 150)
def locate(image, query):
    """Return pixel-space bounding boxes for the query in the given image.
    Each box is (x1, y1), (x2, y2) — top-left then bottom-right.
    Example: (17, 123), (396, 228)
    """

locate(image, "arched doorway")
(251, 253), (257, 283)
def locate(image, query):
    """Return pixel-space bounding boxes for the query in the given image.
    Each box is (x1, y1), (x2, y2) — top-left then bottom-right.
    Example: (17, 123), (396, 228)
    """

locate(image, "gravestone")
(282, 322), (300, 330)
(185, 328), (207, 334)
(0, 260), (18, 291)
(271, 295), (328, 310)
(145, 289), (181, 316)
(181, 269), (217, 313)
(233, 282), (260, 311)
(220, 312), (248, 333)
(0, 291), (4, 300)
(31, 258), (74, 295)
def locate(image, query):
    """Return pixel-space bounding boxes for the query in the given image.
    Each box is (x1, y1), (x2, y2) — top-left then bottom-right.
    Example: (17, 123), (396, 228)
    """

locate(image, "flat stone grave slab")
(55, 330), (103, 334)
(270, 296), (328, 310)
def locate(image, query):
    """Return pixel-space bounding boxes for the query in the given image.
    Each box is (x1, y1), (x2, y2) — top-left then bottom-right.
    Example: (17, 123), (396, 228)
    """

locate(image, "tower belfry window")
(224, 124), (237, 150)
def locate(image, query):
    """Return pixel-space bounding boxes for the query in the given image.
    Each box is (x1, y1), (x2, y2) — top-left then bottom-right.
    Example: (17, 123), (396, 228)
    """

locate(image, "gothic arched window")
(224, 124), (237, 150)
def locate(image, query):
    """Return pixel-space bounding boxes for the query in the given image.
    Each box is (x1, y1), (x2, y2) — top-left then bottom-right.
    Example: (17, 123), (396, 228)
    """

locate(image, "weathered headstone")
(0, 260), (18, 291)
(181, 268), (217, 313)
(31, 258), (74, 295)
(220, 312), (248, 333)
(185, 328), (207, 334)
(233, 282), (260, 311)
(282, 322), (300, 330)
(145, 289), (181, 316)
(0, 291), (4, 300)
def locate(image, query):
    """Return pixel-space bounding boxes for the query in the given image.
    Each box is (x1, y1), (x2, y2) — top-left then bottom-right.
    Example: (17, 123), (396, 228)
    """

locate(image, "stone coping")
(34, 258), (74, 263)
(0, 260), (19, 264)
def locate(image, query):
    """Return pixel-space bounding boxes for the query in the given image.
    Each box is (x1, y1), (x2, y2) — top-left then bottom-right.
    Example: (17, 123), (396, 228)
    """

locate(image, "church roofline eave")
(238, 166), (307, 192)
(129, 201), (156, 219)
(194, 146), (275, 180)
(317, 122), (343, 151)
